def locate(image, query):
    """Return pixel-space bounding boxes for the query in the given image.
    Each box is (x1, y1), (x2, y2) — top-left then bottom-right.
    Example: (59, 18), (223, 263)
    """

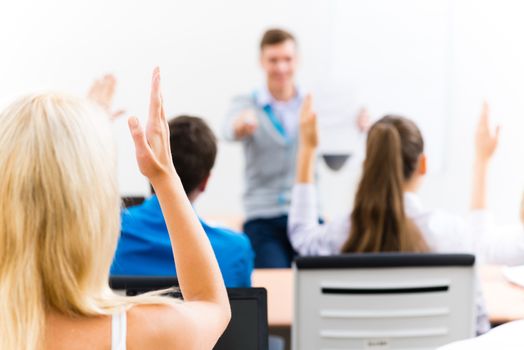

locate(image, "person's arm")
(87, 74), (126, 121)
(465, 102), (523, 264)
(356, 107), (371, 133)
(296, 94), (317, 183)
(288, 95), (349, 255)
(470, 101), (499, 210)
(128, 68), (230, 347)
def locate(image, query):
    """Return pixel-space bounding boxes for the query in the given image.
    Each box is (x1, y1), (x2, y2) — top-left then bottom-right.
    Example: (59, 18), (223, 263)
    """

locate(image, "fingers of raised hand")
(128, 117), (152, 162)
(300, 94), (314, 120)
(101, 74), (116, 104)
(148, 67), (163, 124)
(479, 101), (490, 128)
(111, 109), (126, 121)
(88, 74), (120, 116)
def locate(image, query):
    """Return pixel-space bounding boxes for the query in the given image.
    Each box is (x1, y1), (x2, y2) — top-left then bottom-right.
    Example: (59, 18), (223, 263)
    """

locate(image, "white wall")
(1, 0), (523, 224)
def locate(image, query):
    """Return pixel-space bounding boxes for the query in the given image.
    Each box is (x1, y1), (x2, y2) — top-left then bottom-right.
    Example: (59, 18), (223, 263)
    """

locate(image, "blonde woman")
(0, 68), (230, 349)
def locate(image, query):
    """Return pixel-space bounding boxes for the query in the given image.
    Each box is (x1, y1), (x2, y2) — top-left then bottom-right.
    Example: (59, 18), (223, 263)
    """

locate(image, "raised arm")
(87, 74), (126, 120)
(296, 94), (317, 183)
(288, 95), (348, 255)
(471, 102), (499, 210)
(468, 104), (524, 265)
(128, 68), (230, 346)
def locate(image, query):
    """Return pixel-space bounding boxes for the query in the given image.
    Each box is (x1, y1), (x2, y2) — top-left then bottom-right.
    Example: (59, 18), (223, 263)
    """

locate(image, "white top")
(288, 184), (524, 265)
(480, 224), (524, 266)
(111, 308), (127, 350)
(438, 320), (524, 349)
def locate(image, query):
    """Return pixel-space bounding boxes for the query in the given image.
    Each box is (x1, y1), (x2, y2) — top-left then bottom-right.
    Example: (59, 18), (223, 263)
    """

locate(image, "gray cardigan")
(222, 94), (301, 220)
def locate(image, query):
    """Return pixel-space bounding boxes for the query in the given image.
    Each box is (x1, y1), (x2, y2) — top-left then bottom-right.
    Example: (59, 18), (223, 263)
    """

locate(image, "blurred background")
(1, 0), (524, 224)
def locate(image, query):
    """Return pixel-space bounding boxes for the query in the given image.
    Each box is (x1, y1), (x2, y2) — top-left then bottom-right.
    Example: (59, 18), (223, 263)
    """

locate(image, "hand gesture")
(356, 107), (371, 133)
(475, 101), (500, 163)
(87, 74), (126, 121)
(233, 110), (258, 139)
(299, 94), (318, 149)
(128, 68), (176, 184)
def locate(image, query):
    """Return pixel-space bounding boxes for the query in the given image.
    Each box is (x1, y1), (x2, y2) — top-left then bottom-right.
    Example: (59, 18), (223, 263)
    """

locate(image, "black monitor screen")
(214, 299), (260, 349)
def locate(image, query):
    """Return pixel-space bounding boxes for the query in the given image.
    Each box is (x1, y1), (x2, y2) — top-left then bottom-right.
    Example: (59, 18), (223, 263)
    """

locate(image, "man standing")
(223, 28), (305, 268)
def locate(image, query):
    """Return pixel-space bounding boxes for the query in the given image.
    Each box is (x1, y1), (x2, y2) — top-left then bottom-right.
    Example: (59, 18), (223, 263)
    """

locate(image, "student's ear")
(198, 175), (211, 193)
(418, 154), (427, 176)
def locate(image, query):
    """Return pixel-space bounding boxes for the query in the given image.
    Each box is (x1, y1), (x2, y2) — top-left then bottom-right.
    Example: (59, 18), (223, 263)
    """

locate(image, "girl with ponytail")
(342, 116), (428, 253)
(289, 96), (501, 334)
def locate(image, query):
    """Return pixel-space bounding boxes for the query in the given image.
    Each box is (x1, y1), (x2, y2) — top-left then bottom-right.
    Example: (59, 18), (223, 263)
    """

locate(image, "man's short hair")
(260, 28), (296, 50)
(167, 116), (217, 195)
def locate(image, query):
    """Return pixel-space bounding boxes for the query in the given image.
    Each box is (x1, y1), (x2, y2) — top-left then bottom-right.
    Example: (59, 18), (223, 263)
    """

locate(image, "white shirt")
(288, 184), (524, 266)
(480, 224), (524, 266)
(438, 320), (524, 349)
(255, 85), (303, 138)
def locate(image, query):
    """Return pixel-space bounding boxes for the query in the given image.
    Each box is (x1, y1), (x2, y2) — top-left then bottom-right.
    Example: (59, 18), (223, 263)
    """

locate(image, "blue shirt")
(111, 195), (254, 287)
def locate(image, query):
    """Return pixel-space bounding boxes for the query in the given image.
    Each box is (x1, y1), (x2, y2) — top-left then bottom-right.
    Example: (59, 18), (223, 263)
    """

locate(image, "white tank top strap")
(111, 306), (127, 350)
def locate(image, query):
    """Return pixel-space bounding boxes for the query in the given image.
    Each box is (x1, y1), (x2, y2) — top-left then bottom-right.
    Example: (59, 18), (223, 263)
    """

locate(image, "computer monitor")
(109, 276), (269, 350)
(214, 288), (268, 350)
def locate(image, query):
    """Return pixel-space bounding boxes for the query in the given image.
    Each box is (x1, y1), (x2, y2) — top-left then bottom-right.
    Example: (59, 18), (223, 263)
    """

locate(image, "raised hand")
(233, 110), (258, 139)
(299, 94), (318, 149)
(475, 101), (500, 163)
(356, 107), (371, 133)
(128, 68), (176, 184)
(87, 74), (126, 121)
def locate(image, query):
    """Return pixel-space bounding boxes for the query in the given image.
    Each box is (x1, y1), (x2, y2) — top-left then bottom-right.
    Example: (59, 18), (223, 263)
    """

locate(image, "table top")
(252, 265), (524, 327)
(253, 268), (294, 327)
(479, 265), (524, 324)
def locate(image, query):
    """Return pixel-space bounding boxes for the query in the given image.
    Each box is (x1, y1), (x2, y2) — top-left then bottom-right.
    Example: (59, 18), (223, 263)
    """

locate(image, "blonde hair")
(0, 93), (174, 349)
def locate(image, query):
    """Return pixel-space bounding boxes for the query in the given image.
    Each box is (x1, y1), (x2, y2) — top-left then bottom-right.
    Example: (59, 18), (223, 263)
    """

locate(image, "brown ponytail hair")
(341, 115), (429, 253)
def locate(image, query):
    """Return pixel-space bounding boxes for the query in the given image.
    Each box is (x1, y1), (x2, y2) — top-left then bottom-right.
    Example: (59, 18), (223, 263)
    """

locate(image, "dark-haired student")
(288, 97), (498, 333)
(111, 116), (254, 287)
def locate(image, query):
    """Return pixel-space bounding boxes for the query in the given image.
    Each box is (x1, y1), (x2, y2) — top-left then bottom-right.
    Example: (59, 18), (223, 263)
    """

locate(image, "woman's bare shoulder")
(127, 302), (210, 349)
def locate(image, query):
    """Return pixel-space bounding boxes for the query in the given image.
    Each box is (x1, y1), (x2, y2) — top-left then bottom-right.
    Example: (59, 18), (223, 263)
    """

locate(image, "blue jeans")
(243, 215), (296, 268)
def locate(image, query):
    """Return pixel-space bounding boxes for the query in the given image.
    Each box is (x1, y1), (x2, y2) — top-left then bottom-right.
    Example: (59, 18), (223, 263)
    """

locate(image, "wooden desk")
(253, 269), (294, 327)
(253, 266), (524, 327)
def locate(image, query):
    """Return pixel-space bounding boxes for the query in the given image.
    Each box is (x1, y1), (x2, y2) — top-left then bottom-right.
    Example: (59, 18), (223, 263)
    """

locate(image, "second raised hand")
(87, 74), (125, 120)
(475, 101), (500, 163)
(299, 94), (319, 149)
